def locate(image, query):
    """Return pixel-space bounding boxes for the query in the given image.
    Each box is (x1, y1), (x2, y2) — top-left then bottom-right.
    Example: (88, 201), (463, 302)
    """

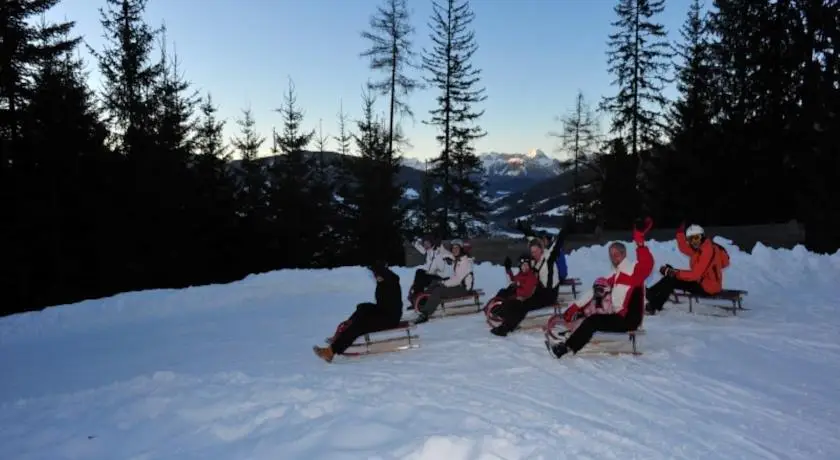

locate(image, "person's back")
(375, 267), (403, 319)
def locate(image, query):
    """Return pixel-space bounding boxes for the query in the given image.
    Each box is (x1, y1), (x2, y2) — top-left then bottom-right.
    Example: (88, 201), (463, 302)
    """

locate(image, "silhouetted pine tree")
(191, 93), (238, 279)
(650, 0), (715, 225)
(422, 0), (487, 237)
(549, 91), (601, 227)
(344, 87), (406, 266)
(790, 0), (840, 252)
(94, 0), (165, 286)
(600, 0), (672, 216)
(268, 78), (332, 268)
(0, 0), (84, 311)
(360, 0), (422, 158)
(230, 107), (272, 271)
(334, 100), (353, 156)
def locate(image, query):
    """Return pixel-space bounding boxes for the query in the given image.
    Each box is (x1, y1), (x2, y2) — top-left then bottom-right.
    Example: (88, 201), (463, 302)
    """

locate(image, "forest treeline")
(1, 0), (837, 315)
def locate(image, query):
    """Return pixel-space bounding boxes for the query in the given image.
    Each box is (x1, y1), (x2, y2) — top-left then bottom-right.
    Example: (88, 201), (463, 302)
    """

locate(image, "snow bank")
(0, 239), (839, 459)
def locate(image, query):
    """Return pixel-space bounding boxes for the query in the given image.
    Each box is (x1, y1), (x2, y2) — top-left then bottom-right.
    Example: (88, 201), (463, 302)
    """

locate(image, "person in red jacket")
(486, 254), (539, 335)
(645, 222), (730, 314)
(548, 218), (655, 358)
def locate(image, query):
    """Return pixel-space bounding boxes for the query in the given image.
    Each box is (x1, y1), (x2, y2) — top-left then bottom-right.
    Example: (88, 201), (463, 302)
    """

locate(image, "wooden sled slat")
(671, 288), (749, 316)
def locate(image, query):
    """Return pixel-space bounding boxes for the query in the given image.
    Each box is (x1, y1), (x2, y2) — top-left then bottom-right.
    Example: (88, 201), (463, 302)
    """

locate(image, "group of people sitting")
(313, 218), (731, 363)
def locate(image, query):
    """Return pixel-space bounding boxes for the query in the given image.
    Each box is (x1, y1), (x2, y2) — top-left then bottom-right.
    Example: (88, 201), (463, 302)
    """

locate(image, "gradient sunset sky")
(44, 0), (696, 161)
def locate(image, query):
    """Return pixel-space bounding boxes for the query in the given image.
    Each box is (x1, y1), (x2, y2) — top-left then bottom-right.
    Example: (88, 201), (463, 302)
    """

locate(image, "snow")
(2, 240), (840, 459)
(403, 188), (419, 199)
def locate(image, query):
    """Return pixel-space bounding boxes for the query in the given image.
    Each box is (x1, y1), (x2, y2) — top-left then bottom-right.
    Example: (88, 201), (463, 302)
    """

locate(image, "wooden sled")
(413, 289), (485, 319)
(325, 320), (420, 357)
(543, 313), (644, 355)
(483, 297), (567, 332)
(557, 277), (583, 300)
(670, 288), (749, 316)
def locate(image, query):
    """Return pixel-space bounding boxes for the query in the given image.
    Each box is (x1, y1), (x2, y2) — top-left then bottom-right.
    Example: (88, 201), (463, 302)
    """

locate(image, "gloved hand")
(633, 216), (653, 246)
(660, 264), (676, 277)
(443, 257), (454, 265)
(677, 220), (686, 235)
(563, 304), (581, 323)
(503, 256), (512, 270)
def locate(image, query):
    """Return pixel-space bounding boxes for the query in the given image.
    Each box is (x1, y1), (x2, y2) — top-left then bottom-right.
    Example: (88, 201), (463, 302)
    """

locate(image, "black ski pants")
(565, 287), (644, 353)
(646, 276), (708, 311)
(497, 286), (558, 332)
(411, 269), (443, 298)
(330, 302), (401, 354)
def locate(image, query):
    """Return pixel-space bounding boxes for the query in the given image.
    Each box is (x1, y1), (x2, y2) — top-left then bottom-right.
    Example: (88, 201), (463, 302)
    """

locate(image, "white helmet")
(685, 224), (704, 237)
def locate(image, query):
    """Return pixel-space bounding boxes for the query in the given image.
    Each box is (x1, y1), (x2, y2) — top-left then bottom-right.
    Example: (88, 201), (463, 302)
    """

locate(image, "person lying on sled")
(313, 261), (403, 363)
(408, 234), (453, 306)
(548, 218), (654, 358)
(645, 222), (730, 314)
(490, 231), (565, 337)
(560, 277), (613, 334)
(488, 253), (539, 319)
(413, 239), (474, 324)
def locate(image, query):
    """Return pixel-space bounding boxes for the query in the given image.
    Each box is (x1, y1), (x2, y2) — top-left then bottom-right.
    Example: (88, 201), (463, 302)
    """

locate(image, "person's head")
(421, 234), (434, 250)
(685, 224), (705, 249)
(529, 239), (544, 261)
(608, 242), (627, 267)
(368, 260), (389, 282)
(518, 253), (532, 272)
(592, 277), (610, 300)
(449, 239), (464, 257)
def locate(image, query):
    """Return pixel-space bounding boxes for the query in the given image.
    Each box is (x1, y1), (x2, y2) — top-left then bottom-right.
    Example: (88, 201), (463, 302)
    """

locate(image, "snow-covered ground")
(2, 239), (840, 459)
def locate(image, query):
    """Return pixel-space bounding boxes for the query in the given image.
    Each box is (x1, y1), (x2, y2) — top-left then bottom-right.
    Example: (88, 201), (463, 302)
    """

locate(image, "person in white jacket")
(413, 239), (474, 324)
(407, 235), (453, 305)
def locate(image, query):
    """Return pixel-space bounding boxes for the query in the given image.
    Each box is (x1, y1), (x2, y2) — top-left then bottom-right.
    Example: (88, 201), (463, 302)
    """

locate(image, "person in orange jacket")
(645, 223), (730, 314)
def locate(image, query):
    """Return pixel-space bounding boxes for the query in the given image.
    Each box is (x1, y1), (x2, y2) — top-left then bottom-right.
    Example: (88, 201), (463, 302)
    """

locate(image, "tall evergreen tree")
(191, 93), (238, 279)
(345, 87), (406, 265)
(230, 107), (271, 271)
(93, 0), (162, 157)
(14, 16), (113, 311)
(334, 99), (353, 156)
(651, 0), (715, 225)
(360, 0), (422, 158)
(600, 0), (672, 210)
(549, 91), (601, 227)
(422, 0), (487, 237)
(0, 1), (83, 312)
(267, 78), (331, 267)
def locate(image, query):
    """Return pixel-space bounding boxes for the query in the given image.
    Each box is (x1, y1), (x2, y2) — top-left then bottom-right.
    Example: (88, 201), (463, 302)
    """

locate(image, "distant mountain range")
(228, 148), (581, 235)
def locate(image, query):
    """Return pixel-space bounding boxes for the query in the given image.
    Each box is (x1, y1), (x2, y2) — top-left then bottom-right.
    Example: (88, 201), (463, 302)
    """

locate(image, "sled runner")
(670, 288), (749, 316)
(483, 297), (567, 332)
(325, 320), (420, 356)
(412, 289), (485, 318)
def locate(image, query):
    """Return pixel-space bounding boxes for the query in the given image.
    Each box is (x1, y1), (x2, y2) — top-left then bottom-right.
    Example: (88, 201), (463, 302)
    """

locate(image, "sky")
(43, 0), (695, 162)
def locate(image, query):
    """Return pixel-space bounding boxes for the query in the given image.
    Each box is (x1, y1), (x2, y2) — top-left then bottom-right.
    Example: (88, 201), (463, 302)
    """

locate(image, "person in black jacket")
(314, 261), (403, 363)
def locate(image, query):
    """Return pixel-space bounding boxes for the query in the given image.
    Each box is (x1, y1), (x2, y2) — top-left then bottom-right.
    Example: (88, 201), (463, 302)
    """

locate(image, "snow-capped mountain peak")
(400, 150), (562, 179)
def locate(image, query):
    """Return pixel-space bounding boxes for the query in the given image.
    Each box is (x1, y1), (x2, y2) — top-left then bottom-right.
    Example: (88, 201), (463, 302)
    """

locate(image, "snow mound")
(1, 239), (840, 459)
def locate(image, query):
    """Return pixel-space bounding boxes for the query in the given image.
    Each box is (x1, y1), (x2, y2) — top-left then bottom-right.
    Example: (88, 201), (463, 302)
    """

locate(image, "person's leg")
(561, 314), (627, 353)
(491, 299), (527, 336)
(416, 285), (469, 322)
(551, 287), (644, 358)
(330, 304), (378, 355)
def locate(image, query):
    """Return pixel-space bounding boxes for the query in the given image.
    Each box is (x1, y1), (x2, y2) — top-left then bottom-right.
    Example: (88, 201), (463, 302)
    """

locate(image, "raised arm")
(412, 239), (426, 255)
(630, 217), (655, 285)
(675, 223), (693, 257)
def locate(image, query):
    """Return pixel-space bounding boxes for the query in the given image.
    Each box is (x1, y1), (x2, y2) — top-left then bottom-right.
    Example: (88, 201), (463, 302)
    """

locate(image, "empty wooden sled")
(670, 288), (749, 316)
